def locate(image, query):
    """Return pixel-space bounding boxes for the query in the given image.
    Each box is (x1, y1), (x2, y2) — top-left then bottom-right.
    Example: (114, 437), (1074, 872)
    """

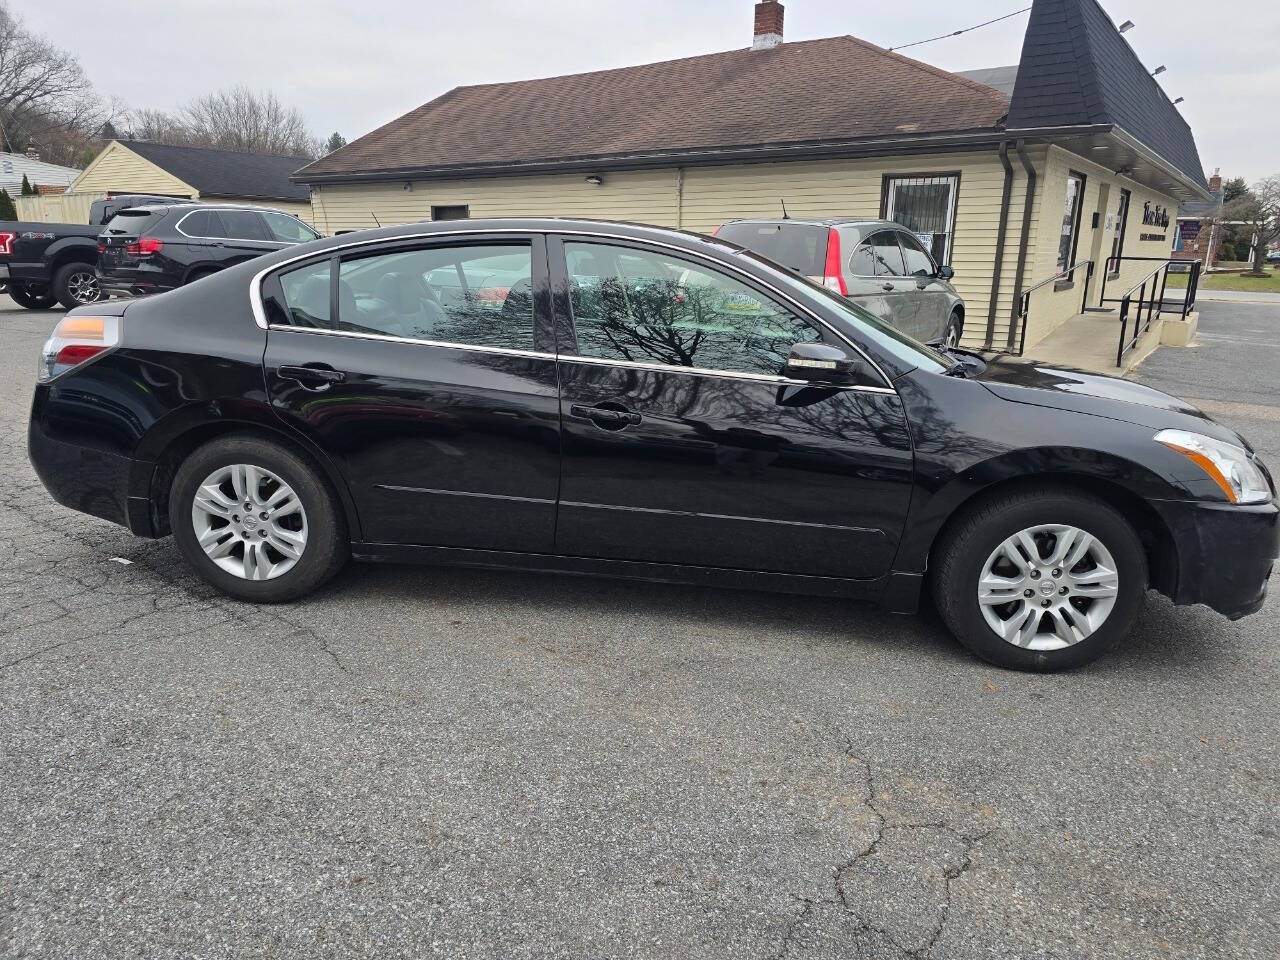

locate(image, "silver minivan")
(715, 217), (965, 346)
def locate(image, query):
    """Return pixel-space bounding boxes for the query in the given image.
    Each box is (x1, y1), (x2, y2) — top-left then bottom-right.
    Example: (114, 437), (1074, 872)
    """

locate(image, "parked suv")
(715, 218), (965, 346)
(97, 203), (320, 297)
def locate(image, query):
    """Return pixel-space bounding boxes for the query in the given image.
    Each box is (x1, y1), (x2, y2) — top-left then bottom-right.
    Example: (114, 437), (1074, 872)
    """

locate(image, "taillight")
(125, 236), (164, 256)
(0, 231), (14, 256)
(823, 228), (847, 295)
(97, 242), (107, 254)
(38, 315), (121, 382)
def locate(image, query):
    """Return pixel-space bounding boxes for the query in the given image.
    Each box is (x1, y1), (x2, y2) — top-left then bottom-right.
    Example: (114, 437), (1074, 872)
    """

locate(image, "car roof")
(719, 217), (904, 230)
(119, 202), (291, 215)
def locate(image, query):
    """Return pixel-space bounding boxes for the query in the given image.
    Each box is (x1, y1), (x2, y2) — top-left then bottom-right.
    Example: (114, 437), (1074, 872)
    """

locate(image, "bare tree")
(1222, 175), (1280, 275)
(182, 86), (319, 157)
(0, 2), (120, 165)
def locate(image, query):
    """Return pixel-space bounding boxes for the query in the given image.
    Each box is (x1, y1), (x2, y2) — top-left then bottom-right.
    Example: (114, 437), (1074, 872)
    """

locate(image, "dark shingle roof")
(117, 140), (311, 202)
(1006, 0), (1205, 188)
(296, 36), (1010, 181)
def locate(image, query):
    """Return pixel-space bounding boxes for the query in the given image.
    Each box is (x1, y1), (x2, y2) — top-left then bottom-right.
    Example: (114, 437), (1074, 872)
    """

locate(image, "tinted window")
(850, 242), (876, 276)
(277, 261), (331, 328)
(898, 232), (936, 277)
(335, 243), (533, 348)
(713, 222), (828, 275)
(102, 209), (166, 236)
(219, 210), (271, 241)
(431, 205), (470, 221)
(178, 210), (227, 238)
(262, 211), (320, 243)
(564, 241), (820, 376)
(868, 232), (905, 277)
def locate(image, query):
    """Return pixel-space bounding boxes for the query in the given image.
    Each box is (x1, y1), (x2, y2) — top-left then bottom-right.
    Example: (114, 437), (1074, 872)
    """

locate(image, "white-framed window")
(882, 174), (959, 265)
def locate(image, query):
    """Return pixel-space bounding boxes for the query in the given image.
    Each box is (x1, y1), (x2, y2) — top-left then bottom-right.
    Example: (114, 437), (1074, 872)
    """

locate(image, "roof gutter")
(984, 141), (1015, 346)
(293, 129), (1008, 185)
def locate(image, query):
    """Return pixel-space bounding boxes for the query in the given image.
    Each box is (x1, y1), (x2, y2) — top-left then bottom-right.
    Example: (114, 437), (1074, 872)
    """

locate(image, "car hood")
(977, 357), (1244, 445)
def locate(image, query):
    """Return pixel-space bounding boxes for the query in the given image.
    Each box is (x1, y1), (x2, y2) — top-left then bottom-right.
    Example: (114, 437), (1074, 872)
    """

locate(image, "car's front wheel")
(170, 436), (349, 602)
(932, 487), (1148, 670)
(51, 261), (103, 309)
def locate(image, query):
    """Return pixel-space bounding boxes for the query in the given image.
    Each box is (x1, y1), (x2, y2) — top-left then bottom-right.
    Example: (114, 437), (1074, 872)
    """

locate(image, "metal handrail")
(1011, 259), (1093, 355)
(1112, 258), (1201, 367)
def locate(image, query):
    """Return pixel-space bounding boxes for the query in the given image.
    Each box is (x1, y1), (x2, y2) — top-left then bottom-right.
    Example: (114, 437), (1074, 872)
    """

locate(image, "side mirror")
(784, 342), (863, 385)
(936, 264), (955, 281)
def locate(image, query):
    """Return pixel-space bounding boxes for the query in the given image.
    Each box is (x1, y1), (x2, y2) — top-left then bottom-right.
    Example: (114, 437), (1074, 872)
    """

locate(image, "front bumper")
(1153, 498), (1278, 619)
(28, 419), (156, 537)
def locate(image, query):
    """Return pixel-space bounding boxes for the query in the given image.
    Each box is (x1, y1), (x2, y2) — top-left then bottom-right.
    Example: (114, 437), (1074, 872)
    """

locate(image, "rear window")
(102, 209), (167, 236)
(714, 221), (828, 275)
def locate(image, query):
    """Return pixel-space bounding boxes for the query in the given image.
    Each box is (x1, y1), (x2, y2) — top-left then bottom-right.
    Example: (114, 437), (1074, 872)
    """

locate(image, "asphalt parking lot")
(1, 296), (1276, 959)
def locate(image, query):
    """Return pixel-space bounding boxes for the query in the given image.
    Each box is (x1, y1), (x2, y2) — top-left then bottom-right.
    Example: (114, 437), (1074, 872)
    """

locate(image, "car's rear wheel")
(9, 283), (58, 310)
(170, 436), (348, 602)
(943, 310), (963, 348)
(931, 487), (1147, 671)
(51, 261), (103, 309)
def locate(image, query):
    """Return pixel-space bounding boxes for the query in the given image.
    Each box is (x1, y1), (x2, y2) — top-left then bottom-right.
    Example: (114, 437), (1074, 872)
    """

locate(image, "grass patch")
(1164, 270), (1280, 292)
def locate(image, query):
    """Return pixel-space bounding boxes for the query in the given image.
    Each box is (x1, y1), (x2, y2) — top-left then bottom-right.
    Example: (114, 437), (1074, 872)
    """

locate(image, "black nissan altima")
(28, 219), (1278, 670)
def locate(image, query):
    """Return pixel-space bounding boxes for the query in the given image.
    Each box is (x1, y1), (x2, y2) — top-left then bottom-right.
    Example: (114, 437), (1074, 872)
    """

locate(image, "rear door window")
(713, 222), (828, 275)
(178, 210), (228, 239)
(219, 210), (272, 241)
(275, 260), (332, 328)
(868, 231), (906, 277)
(102, 209), (166, 237)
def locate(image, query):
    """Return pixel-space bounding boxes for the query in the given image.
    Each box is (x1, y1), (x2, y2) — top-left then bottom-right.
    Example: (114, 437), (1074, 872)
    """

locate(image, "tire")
(9, 283), (58, 310)
(942, 310), (963, 348)
(51, 261), (103, 309)
(931, 487), (1147, 671)
(169, 435), (349, 602)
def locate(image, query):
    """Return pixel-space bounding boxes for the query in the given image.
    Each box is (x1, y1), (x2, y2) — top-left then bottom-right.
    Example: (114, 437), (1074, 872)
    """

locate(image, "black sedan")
(28, 219), (1278, 671)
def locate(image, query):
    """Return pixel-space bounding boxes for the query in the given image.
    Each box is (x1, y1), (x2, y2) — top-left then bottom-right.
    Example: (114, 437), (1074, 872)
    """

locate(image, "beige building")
(297, 0), (1210, 359)
(28, 140), (313, 224)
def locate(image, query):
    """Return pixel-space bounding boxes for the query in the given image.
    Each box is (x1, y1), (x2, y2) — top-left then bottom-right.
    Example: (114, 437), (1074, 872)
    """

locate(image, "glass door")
(1109, 189), (1131, 276)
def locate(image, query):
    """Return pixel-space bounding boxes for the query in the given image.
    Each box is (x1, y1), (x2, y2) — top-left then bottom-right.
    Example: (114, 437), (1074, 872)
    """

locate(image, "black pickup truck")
(0, 194), (188, 310)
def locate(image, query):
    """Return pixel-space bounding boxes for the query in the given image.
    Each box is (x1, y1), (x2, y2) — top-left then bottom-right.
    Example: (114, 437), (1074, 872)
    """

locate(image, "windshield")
(728, 248), (955, 376)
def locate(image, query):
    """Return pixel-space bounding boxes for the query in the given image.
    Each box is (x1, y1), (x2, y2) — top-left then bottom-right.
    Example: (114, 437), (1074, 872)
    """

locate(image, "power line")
(887, 6), (1032, 53)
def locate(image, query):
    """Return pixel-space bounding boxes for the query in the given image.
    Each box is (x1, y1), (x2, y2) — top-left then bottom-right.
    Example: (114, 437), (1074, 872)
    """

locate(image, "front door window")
(563, 241), (820, 376)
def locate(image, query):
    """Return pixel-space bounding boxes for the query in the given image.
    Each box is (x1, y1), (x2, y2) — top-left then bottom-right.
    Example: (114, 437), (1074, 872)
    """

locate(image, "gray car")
(715, 217), (965, 345)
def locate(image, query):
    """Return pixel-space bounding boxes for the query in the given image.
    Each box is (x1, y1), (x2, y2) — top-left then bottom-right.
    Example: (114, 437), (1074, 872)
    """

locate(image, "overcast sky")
(21, 0), (1280, 183)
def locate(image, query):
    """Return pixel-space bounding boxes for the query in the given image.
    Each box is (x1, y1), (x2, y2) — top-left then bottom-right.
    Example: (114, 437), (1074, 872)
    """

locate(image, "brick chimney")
(1208, 167), (1222, 194)
(753, 0), (784, 50)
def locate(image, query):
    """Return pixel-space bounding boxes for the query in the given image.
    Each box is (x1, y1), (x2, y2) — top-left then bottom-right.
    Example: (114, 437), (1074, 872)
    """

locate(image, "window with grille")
(882, 174), (959, 265)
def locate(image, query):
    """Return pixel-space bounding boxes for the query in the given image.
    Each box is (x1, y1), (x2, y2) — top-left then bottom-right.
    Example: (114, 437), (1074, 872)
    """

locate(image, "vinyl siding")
(71, 142), (195, 197)
(1022, 144), (1179, 350)
(307, 150), (1031, 348)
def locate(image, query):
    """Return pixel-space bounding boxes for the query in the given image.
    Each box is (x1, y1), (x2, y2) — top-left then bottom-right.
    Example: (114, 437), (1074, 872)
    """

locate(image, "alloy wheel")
(67, 269), (102, 304)
(190, 463), (308, 581)
(977, 523), (1119, 651)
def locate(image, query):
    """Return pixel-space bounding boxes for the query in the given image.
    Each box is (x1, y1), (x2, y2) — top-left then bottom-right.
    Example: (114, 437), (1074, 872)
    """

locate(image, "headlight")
(1155, 429), (1272, 504)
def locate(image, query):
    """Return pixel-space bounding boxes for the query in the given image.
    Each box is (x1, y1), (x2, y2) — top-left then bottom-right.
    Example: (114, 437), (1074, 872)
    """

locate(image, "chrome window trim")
(557, 353), (896, 393)
(267, 323), (554, 360)
(175, 208), (286, 244)
(248, 225), (895, 388)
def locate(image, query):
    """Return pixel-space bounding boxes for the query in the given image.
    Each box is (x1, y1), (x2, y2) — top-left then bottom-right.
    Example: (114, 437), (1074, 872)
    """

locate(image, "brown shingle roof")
(297, 36), (1009, 182)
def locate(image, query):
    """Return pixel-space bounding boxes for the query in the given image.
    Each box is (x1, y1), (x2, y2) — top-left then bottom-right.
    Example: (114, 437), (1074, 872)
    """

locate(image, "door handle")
(277, 364), (346, 391)
(570, 403), (641, 429)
